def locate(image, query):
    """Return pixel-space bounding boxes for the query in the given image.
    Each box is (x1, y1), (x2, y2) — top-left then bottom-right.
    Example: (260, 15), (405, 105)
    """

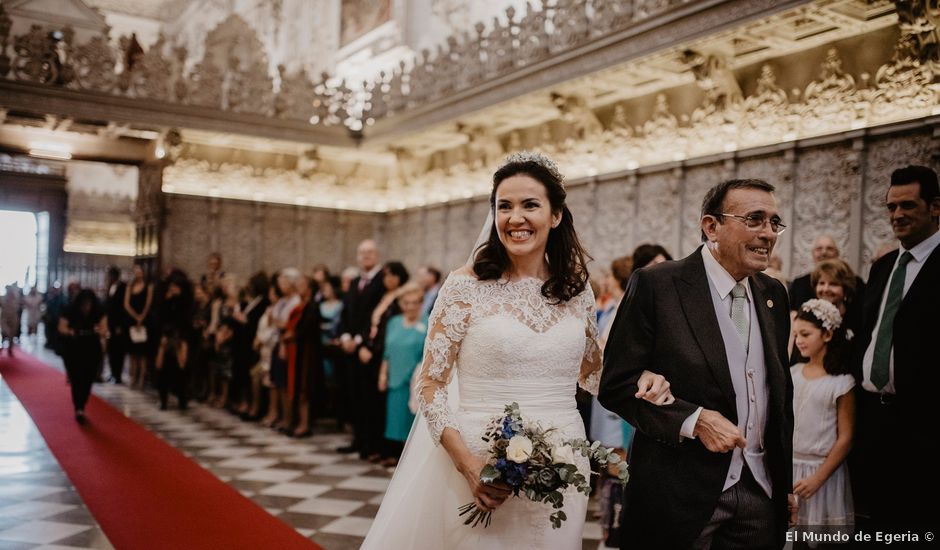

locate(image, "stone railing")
(0, 7), (355, 128)
(0, 0), (694, 131)
(362, 0), (694, 121)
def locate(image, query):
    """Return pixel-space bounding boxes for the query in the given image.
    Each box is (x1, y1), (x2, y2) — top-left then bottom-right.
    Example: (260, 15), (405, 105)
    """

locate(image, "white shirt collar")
(900, 228), (940, 263)
(362, 265), (382, 280)
(700, 245), (752, 300)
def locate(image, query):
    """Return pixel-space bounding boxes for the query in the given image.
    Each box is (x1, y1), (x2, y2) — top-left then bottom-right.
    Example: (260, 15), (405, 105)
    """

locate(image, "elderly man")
(336, 239), (385, 456)
(853, 165), (940, 530)
(600, 179), (795, 549)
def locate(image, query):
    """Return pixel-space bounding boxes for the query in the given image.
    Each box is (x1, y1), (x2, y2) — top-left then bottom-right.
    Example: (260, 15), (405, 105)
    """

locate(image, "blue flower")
(495, 458), (508, 472)
(501, 417), (515, 439)
(504, 462), (528, 487)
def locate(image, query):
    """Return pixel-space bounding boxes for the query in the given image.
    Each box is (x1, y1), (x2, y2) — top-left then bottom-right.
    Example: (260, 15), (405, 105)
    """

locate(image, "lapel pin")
(766, 299), (774, 308)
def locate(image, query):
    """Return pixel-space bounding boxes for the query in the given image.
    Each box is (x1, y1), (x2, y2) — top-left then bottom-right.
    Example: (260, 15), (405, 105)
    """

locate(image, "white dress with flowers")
(362, 273), (602, 550)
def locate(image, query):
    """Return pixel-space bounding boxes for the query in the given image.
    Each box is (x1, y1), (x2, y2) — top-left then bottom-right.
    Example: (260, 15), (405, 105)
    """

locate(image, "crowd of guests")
(1, 246), (443, 467)
(0, 284), (43, 355)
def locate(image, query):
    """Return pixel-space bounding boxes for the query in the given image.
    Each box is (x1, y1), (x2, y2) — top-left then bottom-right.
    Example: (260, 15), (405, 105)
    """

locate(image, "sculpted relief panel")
(423, 207), (448, 270)
(164, 195), (211, 277)
(793, 147), (859, 276)
(566, 184), (596, 256)
(217, 200), (255, 279)
(680, 163), (729, 258)
(635, 170), (680, 256)
(593, 176), (637, 268)
(443, 201), (474, 271)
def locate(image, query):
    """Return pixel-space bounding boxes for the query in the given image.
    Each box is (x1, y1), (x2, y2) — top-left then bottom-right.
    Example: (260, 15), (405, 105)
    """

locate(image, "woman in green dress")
(378, 283), (427, 466)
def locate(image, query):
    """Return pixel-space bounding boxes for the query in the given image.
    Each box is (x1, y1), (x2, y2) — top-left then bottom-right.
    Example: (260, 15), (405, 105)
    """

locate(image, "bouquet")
(458, 402), (629, 529)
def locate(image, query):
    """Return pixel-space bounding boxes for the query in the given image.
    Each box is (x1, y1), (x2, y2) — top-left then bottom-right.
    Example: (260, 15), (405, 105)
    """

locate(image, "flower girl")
(790, 299), (856, 544)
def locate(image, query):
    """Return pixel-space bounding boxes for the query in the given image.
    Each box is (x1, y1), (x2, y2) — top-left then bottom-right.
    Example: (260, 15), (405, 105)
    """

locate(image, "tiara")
(499, 151), (564, 184)
(800, 299), (842, 331)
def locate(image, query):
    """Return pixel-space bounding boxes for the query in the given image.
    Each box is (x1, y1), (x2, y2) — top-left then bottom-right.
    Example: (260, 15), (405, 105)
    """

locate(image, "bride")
(362, 152), (673, 549)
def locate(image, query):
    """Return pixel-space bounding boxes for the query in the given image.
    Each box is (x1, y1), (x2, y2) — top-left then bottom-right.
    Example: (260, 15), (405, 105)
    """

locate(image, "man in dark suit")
(336, 239), (385, 456)
(104, 266), (127, 384)
(852, 165), (940, 529)
(599, 179), (795, 549)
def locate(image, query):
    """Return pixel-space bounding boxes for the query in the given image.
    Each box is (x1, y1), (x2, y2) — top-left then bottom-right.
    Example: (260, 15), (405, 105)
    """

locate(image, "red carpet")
(0, 352), (321, 550)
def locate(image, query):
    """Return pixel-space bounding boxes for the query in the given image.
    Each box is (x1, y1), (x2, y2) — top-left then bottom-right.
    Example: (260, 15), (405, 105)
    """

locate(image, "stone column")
(136, 161), (165, 275)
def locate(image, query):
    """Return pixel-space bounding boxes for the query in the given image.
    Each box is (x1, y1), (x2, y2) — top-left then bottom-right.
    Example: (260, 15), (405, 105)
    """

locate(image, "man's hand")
(358, 346), (373, 364)
(341, 339), (357, 354)
(788, 493), (799, 528)
(692, 409), (746, 453)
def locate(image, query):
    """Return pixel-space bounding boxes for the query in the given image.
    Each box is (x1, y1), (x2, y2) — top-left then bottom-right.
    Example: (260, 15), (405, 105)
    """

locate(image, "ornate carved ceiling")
(2, 0), (938, 213)
(382, 0), (900, 155)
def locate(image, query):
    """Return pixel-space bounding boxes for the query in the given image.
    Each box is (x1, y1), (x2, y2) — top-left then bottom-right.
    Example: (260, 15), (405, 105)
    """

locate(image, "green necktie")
(871, 251), (914, 390)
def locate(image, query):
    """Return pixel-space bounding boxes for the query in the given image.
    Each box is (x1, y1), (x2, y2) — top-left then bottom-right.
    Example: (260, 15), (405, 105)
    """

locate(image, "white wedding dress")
(362, 273), (601, 549)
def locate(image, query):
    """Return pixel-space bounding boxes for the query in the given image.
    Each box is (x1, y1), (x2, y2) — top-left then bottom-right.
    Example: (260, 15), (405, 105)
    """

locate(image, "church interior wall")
(163, 194), (376, 280)
(160, 123), (937, 282)
(310, 123), (930, 281)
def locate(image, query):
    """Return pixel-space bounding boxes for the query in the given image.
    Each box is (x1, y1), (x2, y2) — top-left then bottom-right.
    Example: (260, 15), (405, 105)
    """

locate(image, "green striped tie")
(871, 251), (914, 390)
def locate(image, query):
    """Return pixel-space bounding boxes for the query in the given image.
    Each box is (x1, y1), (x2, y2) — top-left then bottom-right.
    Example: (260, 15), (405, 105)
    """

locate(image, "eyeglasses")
(720, 212), (787, 235)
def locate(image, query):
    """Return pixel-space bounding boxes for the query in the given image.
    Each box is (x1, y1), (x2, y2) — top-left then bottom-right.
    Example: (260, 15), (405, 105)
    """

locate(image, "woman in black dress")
(58, 289), (107, 424)
(155, 270), (194, 410)
(124, 262), (154, 389)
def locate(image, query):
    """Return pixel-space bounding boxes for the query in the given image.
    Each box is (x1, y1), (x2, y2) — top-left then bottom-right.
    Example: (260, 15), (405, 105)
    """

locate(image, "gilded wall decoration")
(800, 49), (859, 137)
(70, 33), (115, 91)
(870, 35), (934, 121)
(895, 0), (940, 87)
(739, 65), (792, 146)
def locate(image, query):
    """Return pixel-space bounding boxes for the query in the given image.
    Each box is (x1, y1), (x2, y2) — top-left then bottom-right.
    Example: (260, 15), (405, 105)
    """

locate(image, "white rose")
(551, 444), (575, 465)
(506, 435), (533, 463)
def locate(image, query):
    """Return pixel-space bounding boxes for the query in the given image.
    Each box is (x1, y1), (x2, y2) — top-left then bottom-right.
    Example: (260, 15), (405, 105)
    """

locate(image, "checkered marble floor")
(5, 342), (610, 550)
(0, 374), (114, 550)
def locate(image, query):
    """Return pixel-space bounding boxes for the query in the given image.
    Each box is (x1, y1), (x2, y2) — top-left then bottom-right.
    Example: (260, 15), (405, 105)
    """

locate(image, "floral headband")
(800, 298), (842, 331)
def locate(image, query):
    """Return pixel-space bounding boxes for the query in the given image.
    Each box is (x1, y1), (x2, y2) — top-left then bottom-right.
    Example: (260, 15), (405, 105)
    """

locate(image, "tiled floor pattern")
(3, 342), (609, 550)
(0, 374), (115, 550)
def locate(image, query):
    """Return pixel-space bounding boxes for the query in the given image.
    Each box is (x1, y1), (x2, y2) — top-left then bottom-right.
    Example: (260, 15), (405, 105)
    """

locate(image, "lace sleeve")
(577, 285), (603, 395)
(416, 274), (472, 444)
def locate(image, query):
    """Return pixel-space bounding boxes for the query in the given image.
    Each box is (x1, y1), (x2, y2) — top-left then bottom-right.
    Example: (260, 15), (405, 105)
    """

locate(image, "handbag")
(129, 325), (148, 344)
